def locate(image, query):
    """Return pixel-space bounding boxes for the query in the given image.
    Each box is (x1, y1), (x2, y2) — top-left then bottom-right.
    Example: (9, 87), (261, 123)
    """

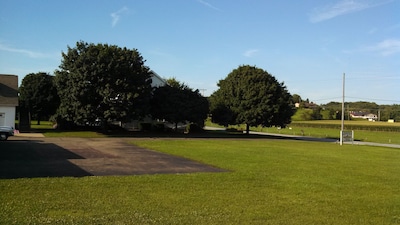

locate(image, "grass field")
(1, 139), (399, 224)
(207, 120), (400, 144)
(24, 120), (400, 144)
(257, 125), (400, 144)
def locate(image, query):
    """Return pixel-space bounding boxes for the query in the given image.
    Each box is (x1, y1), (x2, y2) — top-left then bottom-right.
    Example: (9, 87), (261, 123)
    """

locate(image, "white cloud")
(197, 0), (221, 11)
(243, 49), (259, 57)
(364, 39), (400, 56)
(309, 0), (393, 23)
(0, 43), (52, 58)
(111, 6), (129, 27)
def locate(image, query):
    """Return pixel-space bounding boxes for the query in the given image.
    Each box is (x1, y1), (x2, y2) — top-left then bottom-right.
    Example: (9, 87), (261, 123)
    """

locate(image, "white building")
(119, 71), (167, 130)
(150, 70), (166, 87)
(350, 111), (378, 121)
(0, 74), (18, 128)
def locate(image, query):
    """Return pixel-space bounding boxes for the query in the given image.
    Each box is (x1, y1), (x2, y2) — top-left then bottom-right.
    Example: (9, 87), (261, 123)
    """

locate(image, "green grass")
(293, 120), (400, 127)
(24, 120), (400, 143)
(257, 125), (400, 144)
(1, 139), (399, 224)
(20, 120), (107, 138)
(30, 121), (54, 129)
(42, 131), (107, 138)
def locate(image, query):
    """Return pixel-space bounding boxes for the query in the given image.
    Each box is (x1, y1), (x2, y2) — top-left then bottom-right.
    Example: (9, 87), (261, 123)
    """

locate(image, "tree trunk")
(101, 118), (108, 131)
(37, 114), (41, 125)
(246, 124), (250, 135)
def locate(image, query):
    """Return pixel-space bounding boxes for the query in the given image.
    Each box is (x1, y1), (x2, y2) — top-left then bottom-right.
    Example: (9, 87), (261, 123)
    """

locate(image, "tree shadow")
(102, 129), (303, 140)
(0, 140), (93, 179)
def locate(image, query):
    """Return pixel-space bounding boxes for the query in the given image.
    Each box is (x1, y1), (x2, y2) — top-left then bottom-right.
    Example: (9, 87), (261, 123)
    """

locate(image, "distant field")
(257, 127), (400, 145)
(206, 120), (400, 144)
(293, 119), (400, 127)
(1, 139), (399, 224)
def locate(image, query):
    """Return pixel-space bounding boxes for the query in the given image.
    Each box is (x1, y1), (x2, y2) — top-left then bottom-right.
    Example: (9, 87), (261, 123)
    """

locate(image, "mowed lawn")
(1, 139), (400, 224)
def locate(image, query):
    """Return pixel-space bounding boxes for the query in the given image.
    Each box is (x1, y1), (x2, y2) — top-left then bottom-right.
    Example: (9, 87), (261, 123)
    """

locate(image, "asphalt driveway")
(0, 136), (226, 179)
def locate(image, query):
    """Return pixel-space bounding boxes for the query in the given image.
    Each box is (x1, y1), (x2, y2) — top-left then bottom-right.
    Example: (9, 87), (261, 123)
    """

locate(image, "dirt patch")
(0, 137), (226, 179)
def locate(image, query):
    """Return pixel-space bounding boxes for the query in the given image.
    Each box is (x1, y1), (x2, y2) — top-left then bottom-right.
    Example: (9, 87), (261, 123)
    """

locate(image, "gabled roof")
(150, 70), (167, 87)
(0, 74), (18, 106)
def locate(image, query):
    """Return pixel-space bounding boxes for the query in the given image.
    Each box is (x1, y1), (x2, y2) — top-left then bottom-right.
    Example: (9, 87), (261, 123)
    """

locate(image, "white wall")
(150, 71), (166, 87)
(0, 106), (16, 128)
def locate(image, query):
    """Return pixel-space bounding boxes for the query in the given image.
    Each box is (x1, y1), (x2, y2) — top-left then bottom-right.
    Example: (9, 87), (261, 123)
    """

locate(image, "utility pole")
(378, 108), (380, 121)
(340, 73), (345, 145)
(341, 73), (345, 131)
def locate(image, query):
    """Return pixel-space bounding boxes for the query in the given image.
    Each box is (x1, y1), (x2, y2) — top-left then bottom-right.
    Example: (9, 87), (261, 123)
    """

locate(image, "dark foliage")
(210, 65), (294, 134)
(151, 79), (209, 130)
(19, 72), (59, 125)
(54, 41), (152, 129)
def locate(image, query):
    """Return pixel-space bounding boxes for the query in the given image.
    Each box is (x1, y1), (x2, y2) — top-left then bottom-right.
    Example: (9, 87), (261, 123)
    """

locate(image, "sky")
(0, 0), (399, 105)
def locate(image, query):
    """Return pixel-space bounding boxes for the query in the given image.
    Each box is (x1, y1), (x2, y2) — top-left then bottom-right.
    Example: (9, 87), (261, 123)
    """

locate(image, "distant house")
(350, 111), (378, 121)
(0, 74), (18, 127)
(150, 70), (167, 88)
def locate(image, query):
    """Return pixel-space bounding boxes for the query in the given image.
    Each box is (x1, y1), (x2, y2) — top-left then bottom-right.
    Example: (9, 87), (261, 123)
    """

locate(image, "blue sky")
(1, 0), (399, 104)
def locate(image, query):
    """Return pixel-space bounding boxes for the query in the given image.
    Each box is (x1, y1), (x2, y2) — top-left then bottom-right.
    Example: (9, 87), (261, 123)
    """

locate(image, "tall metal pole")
(340, 73), (345, 145)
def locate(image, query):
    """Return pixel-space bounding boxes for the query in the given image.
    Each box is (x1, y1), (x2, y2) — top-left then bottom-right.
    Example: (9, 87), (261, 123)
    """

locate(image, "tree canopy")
(19, 72), (59, 125)
(151, 78), (209, 130)
(210, 65), (294, 133)
(54, 41), (152, 128)
(292, 94), (302, 103)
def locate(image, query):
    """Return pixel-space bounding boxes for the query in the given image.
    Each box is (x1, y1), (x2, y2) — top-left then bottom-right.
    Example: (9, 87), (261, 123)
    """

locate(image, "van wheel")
(0, 133), (8, 141)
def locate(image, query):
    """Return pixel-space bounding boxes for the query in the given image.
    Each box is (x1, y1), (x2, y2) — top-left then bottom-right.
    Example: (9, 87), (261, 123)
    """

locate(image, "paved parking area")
(0, 136), (226, 179)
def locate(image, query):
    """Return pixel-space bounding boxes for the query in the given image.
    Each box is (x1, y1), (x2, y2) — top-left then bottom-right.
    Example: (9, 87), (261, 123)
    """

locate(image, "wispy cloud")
(0, 43), (52, 58)
(309, 0), (393, 23)
(243, 49), (259, 57)
(364, 39), (400, 56)
(197, 0), (221, 11)
(111, 6), (129, 27)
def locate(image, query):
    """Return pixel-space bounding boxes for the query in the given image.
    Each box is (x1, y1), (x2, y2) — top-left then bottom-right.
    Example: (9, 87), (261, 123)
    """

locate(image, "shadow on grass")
(34, 127), (338, 142)
(20, 124), (342, 145)
(0, 140), (92, 179)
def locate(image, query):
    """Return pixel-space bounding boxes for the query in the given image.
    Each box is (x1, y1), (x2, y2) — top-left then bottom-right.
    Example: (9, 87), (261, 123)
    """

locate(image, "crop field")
(209, 120), (400, 144)
(1, 139), (399, 224)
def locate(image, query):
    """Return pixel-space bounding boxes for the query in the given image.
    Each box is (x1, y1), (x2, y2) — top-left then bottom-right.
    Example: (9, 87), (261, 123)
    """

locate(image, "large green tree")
(54, 41), (152, 129)
(19, 72), (59, 125)
(210, 65), (294, 134)
(151, 78), (209, 131)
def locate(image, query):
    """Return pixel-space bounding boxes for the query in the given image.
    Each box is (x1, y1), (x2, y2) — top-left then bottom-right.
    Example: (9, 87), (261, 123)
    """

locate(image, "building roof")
(150, 70), (167, 87)
(0, 74), (18, 106)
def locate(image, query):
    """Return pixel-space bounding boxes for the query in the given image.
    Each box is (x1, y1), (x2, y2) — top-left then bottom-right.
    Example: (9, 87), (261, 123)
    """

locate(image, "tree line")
(18, 41), (295, 132)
